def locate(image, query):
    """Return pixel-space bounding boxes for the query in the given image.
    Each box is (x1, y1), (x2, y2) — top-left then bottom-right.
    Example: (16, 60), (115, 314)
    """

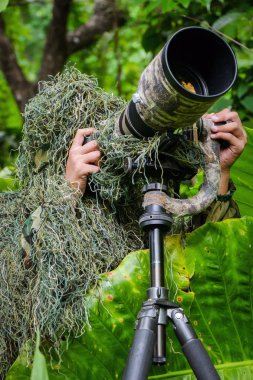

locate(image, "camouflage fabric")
(191, 196), (240, 230)
(21, 206), (43, 268)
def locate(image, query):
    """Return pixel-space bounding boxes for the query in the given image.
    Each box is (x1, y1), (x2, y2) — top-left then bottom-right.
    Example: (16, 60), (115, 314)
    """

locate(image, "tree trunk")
(0, 15), (35, 113)
(0, 0), (124, 112)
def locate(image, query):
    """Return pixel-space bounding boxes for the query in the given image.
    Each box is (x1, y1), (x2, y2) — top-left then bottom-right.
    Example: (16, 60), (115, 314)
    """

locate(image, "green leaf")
(0, 167), (19, 191)
(161, 0), (177, 12)
(177, 0), (191, 8)
(236, 49), (253, 69)
(0, 0), (9, 12)
(198, 0), (213, 12)
(180, 171), (204, 198)
(232, 127), (253, 216)
(237, 83), (249, 99)
(212, 12), (243, 31)
(7, 217), (253, 379)
(31, 332), (49, 380)
(0, 178), (18, 191)
(240, 95), (253, 113)
(210, 94), (232, 113)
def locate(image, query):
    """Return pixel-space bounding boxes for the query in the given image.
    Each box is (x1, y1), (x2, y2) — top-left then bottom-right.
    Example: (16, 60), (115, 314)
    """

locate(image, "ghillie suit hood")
(0, 67), (206, 374)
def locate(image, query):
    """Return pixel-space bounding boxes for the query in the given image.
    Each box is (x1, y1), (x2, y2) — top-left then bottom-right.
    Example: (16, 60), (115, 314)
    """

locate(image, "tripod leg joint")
(168, 308), (197, 345)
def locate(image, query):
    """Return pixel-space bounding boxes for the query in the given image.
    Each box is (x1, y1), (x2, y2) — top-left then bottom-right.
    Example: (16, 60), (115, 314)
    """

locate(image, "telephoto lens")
(118, 26), (237, 138)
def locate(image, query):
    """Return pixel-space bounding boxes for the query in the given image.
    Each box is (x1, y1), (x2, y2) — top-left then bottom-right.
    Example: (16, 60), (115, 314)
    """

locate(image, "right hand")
(65, 128), (101, 195)
(204, 109), (247, 194)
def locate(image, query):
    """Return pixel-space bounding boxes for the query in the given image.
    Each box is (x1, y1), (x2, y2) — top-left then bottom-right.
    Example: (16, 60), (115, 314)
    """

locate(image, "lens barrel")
(118, 26), (237, 138)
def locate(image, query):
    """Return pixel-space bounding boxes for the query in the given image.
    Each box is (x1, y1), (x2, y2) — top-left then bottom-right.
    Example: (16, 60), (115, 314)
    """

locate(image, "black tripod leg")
(171, 309), (221, 380)
(123, 307), (158, 380)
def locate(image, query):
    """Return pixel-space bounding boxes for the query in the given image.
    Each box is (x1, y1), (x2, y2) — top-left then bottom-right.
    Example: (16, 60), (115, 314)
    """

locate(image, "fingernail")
(211, 115), (219, 121)
(211, 125), (218, 132)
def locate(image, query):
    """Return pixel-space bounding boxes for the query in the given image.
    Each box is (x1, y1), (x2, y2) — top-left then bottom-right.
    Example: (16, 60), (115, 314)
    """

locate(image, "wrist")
(216, 179), (236, 202)
(218, 169), (230, 195)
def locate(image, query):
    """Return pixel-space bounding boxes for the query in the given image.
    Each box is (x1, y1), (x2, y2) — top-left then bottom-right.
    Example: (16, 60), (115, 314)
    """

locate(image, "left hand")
(206, 108), (247, 173)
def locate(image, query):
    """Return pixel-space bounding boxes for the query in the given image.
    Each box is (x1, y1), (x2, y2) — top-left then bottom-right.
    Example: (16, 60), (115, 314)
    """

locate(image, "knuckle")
(230, 111), (238, 119)
(95, 150), (101, 158)
(84, 127), (94, 135)
(88, 151), (100, 161)
(92, 140), (99, 149)
(239, 142), (245, 152)
(76, 129), (84, 136)
(69, 148), (78, 157)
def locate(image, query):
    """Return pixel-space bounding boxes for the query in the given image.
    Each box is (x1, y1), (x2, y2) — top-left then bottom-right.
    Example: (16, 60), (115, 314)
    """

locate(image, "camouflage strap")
(191, 185), (240, 230)
(206, 198), (240, 222)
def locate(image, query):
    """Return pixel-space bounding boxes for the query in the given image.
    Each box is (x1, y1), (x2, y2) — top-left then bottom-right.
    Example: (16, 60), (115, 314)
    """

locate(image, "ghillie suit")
(0, 67), (219, 377)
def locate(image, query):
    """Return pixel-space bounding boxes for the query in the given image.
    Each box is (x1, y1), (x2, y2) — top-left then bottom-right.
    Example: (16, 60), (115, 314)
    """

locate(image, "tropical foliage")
(7, 217), (253, 379)
(1, 1), (253, 379)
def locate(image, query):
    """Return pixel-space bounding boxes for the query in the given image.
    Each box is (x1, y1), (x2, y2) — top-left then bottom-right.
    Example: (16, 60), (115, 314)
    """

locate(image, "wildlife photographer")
(0, 25), (248, 379)
(65, 107), (247, 228)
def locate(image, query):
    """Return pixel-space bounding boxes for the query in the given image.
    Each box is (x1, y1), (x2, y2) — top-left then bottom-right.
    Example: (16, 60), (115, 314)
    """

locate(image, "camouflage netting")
(0, 67), (204, 375)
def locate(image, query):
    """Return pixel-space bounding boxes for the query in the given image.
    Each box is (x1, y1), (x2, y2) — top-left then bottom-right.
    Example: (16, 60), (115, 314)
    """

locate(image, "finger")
(203, 112), (215, 119)
(210, 109), (240, 124)
(71, 128), (95, 149)
(80, 163), (100, 175)
(211, 121), (244, 139)
(82, 150), (101, 164)
(80, 139), (100, 154)
(210, 131), (238, 146)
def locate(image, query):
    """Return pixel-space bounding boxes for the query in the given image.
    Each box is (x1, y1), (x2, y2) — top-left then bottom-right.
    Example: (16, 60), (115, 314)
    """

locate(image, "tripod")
(123, 183), (220, 380)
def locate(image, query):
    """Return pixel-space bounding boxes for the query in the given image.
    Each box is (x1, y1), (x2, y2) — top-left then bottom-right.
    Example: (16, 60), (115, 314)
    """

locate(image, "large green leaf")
(0, 0), (9, 12)
(7, 217), (253, 379)
(232, 127), (253, 216)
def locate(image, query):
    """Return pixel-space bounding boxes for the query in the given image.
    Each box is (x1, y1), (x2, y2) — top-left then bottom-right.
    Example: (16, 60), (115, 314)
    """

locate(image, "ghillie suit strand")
(0, 67), (218, 376)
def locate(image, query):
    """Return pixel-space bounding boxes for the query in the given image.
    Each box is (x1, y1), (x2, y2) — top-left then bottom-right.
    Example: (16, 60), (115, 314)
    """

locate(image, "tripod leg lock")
(135, 308), (158, 331)
(170, 308), (196, 345)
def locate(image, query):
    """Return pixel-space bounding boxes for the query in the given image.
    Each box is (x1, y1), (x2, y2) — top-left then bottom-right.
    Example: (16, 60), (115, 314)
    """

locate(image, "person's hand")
(205, 108), (247, 194)
(207, 108), (247, 171)
(65, 128), (101, 196)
